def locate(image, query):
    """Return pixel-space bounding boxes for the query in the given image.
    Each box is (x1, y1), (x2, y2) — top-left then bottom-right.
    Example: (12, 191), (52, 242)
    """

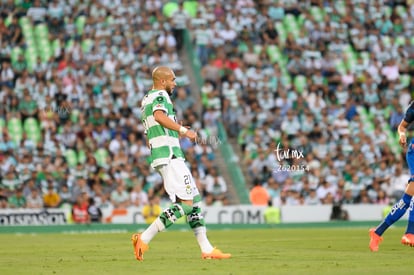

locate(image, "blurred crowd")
(2, 0), (413, 217)
(0, 0), (230, 218)
(193, 0), (414, 207)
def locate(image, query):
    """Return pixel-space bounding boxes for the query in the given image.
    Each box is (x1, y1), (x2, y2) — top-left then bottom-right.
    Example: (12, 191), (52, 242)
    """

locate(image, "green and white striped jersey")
(141, 89), (185, 168)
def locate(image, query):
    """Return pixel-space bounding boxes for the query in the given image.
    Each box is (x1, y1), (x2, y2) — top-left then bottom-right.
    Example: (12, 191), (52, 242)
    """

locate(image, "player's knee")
(178, 201), (193, 215)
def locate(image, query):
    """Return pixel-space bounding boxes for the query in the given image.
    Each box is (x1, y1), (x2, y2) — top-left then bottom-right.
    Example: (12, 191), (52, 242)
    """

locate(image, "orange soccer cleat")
(369, 228), (383, 252)
(131, 233), (149, 261)
(401, 233), (414, 247)
(201, 248), (232, 259)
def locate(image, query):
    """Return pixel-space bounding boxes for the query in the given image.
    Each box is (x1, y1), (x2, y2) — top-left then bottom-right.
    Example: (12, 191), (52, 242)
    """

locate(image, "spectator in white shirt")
(204, 167), (228, 205)
(0, 61), (14, 88)
(157, 29), (177, 49)
(103, 53), (118, 75)
(381, 59), (400, 82)
(130, 182), (149, 207)
(27, 0), (47, 24)
(218, 23), (237, 44)
(281, 110), (301, 139)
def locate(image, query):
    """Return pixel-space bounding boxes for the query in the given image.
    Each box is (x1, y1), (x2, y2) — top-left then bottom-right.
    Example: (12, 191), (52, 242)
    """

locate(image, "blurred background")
(0, 0), (412, 224)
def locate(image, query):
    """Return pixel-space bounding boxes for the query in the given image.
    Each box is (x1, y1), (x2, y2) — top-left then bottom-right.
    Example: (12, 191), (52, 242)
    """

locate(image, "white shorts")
(156, 159), (199, 203)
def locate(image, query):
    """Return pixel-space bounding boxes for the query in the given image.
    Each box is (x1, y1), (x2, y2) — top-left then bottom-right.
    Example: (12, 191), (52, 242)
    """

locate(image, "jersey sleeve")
(404, 101), (414, 124)
(152, 94), (168, 114)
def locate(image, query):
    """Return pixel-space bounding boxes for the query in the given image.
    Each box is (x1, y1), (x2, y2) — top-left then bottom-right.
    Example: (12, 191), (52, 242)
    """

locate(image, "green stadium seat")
(64, 149), (78, 168)
(38, 38), (51, 50)
(381, 36), (391, 47)
(357, 106), (375, 134)
(19, 16), (29, 27)
(281, 70), (291, 88)
(8, 117), (22, 129)
(396, 5), (407, 18)
(294, 75), (307, 93)
(163, 2), (178, 17)
(78, 150), (86, 164)
(34, 24), (48, 39)
(400, 74), (411, 88)
(25, 48), (37, 72)
(21, 19), (32, 34)
(70, 109), (80, 123)
(65, 39), (74, 50)
(297, 14), (305, 27)
(75, 16), (86, 35)
(183, 1), (198, 17)
(22, 28), (34, 41)
(275, 22), (286, 42)
(335, 1), (346, 15)
(342, 44), (355, 56)
(5, 15), (12, 27)
(39, 47), (53, 62)
(11, 47), (23, 63)
(81, 38), (93, 53)
(7, 117), (23, 143)
(395, 36), (406, 47)
(283, 14), (298, 32)
(25, 127), (41, 143)
(23, 117), (39, 132)
(384, 6), (392, 18)
(94, 148), (109, 167)
(310, 6), (324, 22)
(162, 1), (197, 18)
(37, 38), (50, 49)
(335, 60), (346, 74)
(253, 44), (262, 54)
(23, 118), (41, 143)
(106, 15), (114, 25)
(266, 45), (285, 64)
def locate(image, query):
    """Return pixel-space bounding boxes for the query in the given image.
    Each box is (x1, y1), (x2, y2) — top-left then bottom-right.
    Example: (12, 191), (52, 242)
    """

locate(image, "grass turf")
(0, 227), (413, 275)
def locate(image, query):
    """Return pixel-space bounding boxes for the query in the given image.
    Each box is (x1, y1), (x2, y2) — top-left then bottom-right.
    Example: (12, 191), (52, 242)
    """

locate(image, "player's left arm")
(399, 105), (414, 147)
(152, 95), (197, 141)
(398, 120), (409, 147)
(153, 110), (197, 141)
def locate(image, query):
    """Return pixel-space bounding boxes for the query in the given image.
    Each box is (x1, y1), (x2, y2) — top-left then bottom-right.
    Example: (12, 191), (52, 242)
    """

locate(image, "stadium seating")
(192, 0), (413, 206)
(7, 118), (23, 144)
(1, 0), (413, 211)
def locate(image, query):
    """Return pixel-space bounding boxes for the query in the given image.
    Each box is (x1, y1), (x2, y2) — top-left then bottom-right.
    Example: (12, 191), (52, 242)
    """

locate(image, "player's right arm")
(153, 110), (197, 141)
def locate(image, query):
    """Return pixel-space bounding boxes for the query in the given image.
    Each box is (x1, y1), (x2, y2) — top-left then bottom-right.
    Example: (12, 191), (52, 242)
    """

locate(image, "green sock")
(187, 195), (213, 253)
(159, 202), (193, 228)
(187, 195), (206, 229)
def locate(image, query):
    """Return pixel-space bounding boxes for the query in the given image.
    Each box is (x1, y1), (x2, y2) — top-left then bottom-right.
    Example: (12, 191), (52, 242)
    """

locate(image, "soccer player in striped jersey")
(369, 100), (414, 251)
(131, 66), (231, 260)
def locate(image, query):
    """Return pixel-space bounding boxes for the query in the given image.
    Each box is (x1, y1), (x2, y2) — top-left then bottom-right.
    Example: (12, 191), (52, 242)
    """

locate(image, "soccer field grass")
(0, 227), (413, 275)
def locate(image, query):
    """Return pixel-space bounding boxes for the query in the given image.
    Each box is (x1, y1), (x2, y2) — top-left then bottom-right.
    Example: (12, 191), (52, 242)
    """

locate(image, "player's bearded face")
(165, 83), (173, 94)
(165, 75), (176, 95)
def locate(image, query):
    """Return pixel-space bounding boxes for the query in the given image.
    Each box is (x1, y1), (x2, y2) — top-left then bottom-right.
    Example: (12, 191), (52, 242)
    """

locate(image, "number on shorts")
(184, 175), (190, 185)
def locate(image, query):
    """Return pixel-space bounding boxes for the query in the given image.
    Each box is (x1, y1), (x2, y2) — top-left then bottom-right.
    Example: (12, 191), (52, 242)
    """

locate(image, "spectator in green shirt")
(12, 54), (27, 77)
(18, 91), (38, 122)
(8, 188), (26, 208)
